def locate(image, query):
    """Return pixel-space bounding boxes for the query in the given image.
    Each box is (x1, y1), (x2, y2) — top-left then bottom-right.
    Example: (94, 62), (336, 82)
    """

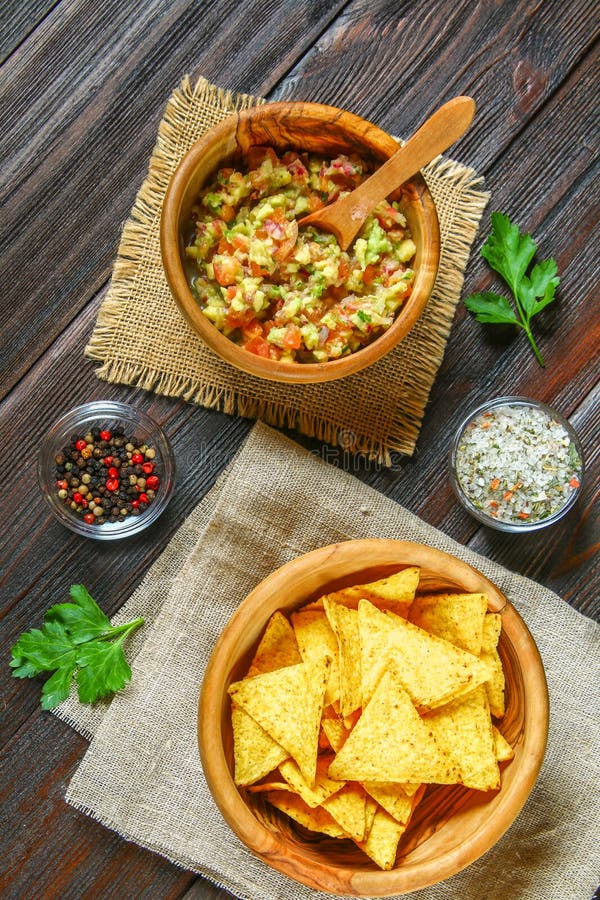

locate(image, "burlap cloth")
(85, 76), (490, 463)
(56, 423), (599, 899)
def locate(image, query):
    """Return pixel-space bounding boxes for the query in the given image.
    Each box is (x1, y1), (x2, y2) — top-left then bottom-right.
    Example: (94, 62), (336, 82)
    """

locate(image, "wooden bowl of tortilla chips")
(198, 539), (548, 896)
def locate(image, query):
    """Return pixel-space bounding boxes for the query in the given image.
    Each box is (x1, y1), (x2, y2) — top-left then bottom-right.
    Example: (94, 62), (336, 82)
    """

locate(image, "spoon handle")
(301, 96), (476, 250)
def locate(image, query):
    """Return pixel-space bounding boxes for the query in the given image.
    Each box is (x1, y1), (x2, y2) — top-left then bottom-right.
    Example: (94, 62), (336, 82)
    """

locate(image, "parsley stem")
(522, 323), (545, 367)
(95, 618), (145, 641)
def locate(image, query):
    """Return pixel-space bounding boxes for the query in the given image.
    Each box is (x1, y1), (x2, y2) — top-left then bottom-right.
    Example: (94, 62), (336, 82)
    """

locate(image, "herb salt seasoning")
(453, 401), (583, 527)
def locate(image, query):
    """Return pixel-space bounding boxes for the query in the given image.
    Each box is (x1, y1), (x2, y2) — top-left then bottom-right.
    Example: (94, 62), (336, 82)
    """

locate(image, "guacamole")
(186, 147), (417, 363)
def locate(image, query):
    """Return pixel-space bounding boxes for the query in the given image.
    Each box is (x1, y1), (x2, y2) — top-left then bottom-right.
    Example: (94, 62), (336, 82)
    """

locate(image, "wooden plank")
(0, 0), (348, 400)
(0, 0), (59, 64)
(0, 710), (197, 897)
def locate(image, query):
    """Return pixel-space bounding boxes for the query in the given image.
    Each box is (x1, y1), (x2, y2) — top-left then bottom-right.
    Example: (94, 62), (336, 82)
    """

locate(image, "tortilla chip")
(362, 781), (415, 824)
(250, 611), (301, 674)
(358, 600), (489, 710)
(323, 599), (362, 717)
(266, 791), (346, 839)
(426, 685), (501, 791)
(228, 656), (331, 785)
(279, 754), (343, 808)
(409, 592), (488, 655)
(329, 663), (459, 784)
(356, 806), (407, 870)
(246, 780), (291, 793)
(364, 795), (378, 837)
(291, 608), (340, 706)
(315, 568), (420, 617)
(231, 704), (289, 786)
(247, 610), (302, 677)
(321, 711), (351, 754)
(493, 725), (515, 762)
(481, 613), (505, 718)
(322, 783), (368, 841)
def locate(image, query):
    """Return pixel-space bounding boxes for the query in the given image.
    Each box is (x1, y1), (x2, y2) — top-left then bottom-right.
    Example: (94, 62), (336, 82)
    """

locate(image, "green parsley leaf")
(45, 584), (111, 643)
(9, 586), (143, 710)
(463, 292), (520, 325)
(464, 212), (560, 366)
(76, 640), (132, 704)
(41, 658), (78, 710)
(11, 620), (76, 674)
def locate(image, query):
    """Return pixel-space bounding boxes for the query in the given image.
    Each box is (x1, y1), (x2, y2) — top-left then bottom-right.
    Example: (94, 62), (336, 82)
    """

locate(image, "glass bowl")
(38, 401), (175, 540)
(449, 396), (584, 533)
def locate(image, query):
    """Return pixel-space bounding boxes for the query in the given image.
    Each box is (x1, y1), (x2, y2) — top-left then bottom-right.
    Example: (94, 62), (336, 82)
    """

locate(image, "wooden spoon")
(298, 96), (476, 250)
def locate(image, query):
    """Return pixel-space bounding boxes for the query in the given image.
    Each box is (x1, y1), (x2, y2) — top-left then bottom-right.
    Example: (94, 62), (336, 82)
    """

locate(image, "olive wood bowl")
(198, 539), (548, 896)
(161, 102), (440, 383)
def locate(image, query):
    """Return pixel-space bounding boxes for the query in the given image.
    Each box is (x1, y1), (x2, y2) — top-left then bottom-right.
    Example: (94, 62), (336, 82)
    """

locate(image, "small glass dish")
(449, 396), (584, 533)
(38, 401), (175, 540)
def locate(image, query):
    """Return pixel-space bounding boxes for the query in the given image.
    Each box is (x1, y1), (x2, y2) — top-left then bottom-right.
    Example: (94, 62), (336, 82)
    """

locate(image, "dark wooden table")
(1, 1), (598, 897)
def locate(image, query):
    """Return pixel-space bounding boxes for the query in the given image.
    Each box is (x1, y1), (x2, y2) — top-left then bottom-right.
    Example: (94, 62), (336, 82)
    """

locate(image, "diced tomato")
(282, 324), (302, 350)
(362, 264), (377, 285)
(244, 336), (271, 358)
(225, 308), (255, 330)
(250, 261), (271, 278)
(226, 285), (237, 300)
(246, 146), (279, 169)
(217, 238), (235, 254)
(231, 233), (250, 252)
(241, 319), (264, 341)
(220, 204), (236, 223)
(213, 256), (242, 285)
(274, 220), (299, 261)
(338, 257), (350, 281)
(307, 193), (325, 212)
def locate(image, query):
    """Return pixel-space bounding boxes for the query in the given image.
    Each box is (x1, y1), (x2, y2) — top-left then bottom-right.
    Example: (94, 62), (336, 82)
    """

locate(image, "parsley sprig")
(464, 212), (560, 366)
(10, 585), (143, 710)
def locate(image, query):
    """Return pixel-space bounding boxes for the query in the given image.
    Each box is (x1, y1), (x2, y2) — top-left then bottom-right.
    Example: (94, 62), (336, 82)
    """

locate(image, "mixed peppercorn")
(54, 426), (160, 525)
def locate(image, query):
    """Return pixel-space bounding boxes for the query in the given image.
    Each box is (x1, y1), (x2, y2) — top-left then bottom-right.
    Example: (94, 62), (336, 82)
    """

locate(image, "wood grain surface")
(1, 0), (598, 897)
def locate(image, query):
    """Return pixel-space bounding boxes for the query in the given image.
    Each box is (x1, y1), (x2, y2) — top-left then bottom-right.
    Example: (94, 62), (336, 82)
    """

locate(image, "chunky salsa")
(186, 147), (417, 363)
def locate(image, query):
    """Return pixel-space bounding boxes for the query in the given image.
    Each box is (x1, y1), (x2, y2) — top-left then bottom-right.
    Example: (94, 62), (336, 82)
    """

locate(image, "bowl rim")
(448, 395), (585, 533)
(198, 538), (549, 896)
(160, 100), (440, 384)
(38, 400), (175, 540)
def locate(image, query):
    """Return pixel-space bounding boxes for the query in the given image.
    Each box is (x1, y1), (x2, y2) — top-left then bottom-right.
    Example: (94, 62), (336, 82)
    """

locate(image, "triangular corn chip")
(266, 791), (346, 838)
(329, 664), (459, 784)
(409, 592), (488, 655)
(356, 806), (407, 870)
(278, 754), (344, 808)
(247, 610), (302, 677)
(231, 705), (289, 786)
(364, 794), (378, 837)
(362, 781), (416, 824)
(228, 656), (331, 785)
(314, 568), (420, 616)
(481, 613), (505, 718)
(492, 725), (515, 762)
(323, 599), (362, 717)
(321, 709), (351, 753)
(291, 608), (340, 706)
(358, 600), (489, 710)
(322, 783), (368, 841)
(426, 685), (500, 791)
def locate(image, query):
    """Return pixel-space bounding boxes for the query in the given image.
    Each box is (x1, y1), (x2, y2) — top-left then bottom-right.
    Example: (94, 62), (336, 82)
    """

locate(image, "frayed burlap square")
(85, 76), (489, 464)
(56, 423), (600, 900)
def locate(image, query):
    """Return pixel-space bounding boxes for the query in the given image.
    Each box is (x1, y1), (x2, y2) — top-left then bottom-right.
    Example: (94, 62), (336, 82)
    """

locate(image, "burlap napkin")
(56, 423), (599, 900)
(85, 76), (489, 463)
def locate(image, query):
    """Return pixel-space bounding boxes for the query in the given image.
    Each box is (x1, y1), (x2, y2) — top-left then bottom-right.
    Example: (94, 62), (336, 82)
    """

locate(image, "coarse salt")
(454, 403), (582, 525)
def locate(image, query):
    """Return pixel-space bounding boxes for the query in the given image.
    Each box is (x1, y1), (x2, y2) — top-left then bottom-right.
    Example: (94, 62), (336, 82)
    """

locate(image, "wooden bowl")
(198, 539), (548, 896)
(161, 103), (440, 383)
